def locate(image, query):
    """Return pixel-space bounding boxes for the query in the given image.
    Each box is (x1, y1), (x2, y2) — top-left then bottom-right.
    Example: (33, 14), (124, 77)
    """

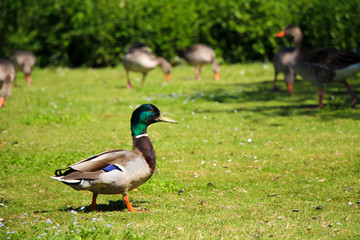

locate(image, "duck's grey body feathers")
(51, 136), (155, 195)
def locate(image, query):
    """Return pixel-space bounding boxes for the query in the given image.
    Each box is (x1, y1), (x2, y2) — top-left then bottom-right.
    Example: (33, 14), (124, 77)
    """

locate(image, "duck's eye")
(148, 108), (154, 112)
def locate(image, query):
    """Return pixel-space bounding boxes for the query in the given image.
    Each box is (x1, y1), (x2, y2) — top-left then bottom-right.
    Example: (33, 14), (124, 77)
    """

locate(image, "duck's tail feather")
(50, 175), (82, 184)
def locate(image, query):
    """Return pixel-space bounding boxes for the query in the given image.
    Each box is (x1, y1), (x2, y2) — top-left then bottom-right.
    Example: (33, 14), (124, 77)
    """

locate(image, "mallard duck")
(0, 59), (16, 108)
(178, 44), (220, 81)
(272, 47), (295, 93)
(122, 43), (172, 89)
(51, 104), (178, 212)
(276, 25), (360, 108)
(11, 50), (36, 87)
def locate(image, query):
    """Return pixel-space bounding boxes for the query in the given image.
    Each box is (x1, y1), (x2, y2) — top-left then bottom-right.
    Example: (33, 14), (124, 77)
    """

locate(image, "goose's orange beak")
(275, 29), (285, 38)
(0, 97), (5, 108)
(165, 73), (171, 82)
(214, 72), (220, 81)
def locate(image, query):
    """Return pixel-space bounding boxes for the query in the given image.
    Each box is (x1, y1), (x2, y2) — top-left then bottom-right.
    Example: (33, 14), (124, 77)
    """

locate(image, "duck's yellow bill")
(157, 112), (178, 124)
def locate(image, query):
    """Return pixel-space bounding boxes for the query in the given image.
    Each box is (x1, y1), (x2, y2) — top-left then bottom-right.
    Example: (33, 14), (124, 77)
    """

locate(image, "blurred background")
(1, 0), (359, 68)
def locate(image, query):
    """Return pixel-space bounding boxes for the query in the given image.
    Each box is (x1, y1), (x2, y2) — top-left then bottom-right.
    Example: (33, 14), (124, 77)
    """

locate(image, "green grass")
(0, 63), (359, 239)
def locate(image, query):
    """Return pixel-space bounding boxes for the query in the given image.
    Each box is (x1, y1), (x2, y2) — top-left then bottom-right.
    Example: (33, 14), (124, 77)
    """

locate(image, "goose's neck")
(156, 57), (166, 65)
(157, 57), (171, 74)
(292, 34), (303, 63)
(133, 135), (156, 174)
(212, 57), (220, 72)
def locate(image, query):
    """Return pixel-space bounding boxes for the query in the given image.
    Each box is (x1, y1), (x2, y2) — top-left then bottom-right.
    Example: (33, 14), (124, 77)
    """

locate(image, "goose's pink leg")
(344, 81), (357, 107)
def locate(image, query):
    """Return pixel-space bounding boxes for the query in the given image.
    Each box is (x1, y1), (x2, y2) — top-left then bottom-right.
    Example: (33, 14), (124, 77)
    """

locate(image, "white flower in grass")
(46, 219), (53, 224)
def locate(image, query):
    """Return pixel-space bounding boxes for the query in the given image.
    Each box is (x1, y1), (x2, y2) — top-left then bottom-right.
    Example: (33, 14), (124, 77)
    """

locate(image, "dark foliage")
(0, 0), (359, 67)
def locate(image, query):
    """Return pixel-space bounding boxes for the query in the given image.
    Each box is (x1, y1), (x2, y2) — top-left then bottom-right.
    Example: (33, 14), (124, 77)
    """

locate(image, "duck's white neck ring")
(135, 133), (148, 138)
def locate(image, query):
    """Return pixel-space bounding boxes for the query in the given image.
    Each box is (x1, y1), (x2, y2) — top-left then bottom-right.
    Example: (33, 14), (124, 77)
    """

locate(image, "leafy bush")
(0, 0), (359, 67)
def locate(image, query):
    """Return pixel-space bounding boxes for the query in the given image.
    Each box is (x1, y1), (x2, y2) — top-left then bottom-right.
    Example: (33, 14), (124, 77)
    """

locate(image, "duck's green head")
(131, 104), (178, 137)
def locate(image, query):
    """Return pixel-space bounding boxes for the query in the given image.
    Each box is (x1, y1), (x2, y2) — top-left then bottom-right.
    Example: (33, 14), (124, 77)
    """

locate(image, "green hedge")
(1, 0), (359, 67)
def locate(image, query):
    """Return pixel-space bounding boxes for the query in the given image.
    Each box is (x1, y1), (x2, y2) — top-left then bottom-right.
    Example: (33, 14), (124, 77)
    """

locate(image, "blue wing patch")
(102, 164), (122, 172)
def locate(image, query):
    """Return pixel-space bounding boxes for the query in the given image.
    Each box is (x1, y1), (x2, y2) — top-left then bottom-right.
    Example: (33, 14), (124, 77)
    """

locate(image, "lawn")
(0, 63), (359, 239)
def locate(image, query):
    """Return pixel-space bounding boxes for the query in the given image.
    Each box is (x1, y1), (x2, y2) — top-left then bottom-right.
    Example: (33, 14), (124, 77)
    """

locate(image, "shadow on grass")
(193, 79), (360, 120)
(58, 199), (149, 213)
